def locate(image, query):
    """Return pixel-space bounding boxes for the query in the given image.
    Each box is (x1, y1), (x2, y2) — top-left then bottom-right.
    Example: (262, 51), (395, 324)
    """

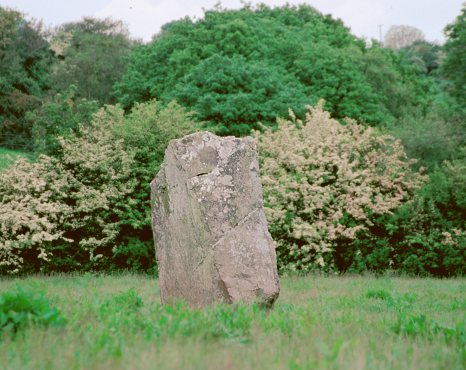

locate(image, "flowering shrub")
(0, 101), (196, 274)
(0, 106), (135, 273)
(257, 103), (426, 273)
(0, 156), (72, 273)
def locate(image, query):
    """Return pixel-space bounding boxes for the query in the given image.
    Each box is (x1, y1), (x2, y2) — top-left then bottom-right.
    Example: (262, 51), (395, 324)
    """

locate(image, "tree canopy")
(441, 5), (466, 108)
(0, 7), (52, 149)
(49, 17), (135, 105)
(114, 4), (430, 135)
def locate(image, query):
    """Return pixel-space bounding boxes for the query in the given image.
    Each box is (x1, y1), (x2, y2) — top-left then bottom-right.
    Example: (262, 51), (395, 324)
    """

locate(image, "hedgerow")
(258, 103), (426, 273)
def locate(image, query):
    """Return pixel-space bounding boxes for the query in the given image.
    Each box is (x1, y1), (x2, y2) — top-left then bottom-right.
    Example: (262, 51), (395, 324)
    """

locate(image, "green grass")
(0, 148), (30, 170)
(0, 274), (464, 369)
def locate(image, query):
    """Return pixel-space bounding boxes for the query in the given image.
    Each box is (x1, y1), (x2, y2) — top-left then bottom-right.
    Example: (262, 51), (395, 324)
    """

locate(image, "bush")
(0, 105), (135, 273)
(0, 286), (65, 334)
(389, 158), (466, 276)
(111, 99), (197, 272)
(0, 100), (197, 274)
(257, 102), (425, 273)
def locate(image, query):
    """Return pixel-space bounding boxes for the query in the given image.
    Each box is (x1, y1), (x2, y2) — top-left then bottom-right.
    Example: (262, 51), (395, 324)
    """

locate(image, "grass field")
(0, 274), (464, 370)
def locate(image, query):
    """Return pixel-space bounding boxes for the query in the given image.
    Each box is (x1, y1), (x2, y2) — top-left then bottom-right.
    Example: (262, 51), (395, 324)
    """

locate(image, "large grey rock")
(151, 131), (279, 307)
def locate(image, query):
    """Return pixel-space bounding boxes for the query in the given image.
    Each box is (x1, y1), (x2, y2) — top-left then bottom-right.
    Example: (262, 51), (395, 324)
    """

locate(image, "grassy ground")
(0, 147), (30, 170)
(0, 274), (464, 370)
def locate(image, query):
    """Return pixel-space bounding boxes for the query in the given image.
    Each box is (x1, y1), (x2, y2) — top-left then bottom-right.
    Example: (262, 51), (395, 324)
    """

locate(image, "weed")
(0, 286), (65, 335)
(392, 313), (466, 345)
(366, 289), (393, 302)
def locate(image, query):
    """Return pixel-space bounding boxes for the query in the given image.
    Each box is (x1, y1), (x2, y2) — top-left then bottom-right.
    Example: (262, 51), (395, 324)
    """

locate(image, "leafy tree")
(168, 55), (309, 135)
(26, 86), (98, 155)
(115, 4), (427, 134)
(400, 40), (443, 74)
(387, 107), (465, 169)
(389, 157), (466, 276)
(441, 5), (466, 108)
(0, 7), (53, 150)
(362, 45), (432, 120)
(293, 44), (391, 125)
(49, 17), (135, 105)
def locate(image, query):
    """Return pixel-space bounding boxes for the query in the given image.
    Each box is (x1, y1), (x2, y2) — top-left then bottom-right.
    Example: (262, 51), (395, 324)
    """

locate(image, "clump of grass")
(392, 312), (466, 345)
(0, 286), (65, 335)
(366, 289), (393, 302)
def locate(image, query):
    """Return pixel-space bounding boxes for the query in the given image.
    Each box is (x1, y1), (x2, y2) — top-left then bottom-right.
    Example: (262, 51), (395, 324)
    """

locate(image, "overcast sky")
(1, 0), (463, 43)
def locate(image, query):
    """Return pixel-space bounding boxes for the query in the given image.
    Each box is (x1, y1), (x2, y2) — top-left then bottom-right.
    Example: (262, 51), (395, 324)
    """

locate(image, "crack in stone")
(212, 207), (261, 251)
(195, 207), (261, 274)
(194, 172), (209, 177)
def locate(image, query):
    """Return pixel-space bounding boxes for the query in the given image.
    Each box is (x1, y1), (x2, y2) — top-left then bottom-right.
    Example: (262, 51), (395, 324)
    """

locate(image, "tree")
(362, 45), (432, 120)
(26, 86), (98, 155)
(115, 4), (429, 134)
(390, 158), (466, 276)
(384, 25), (425, 50)
(293, 44), (391, 125)
(400, 40), (443, 74)
(49, 17), (135, 105)
(168, 55), (309, 135)
(0, 7), (53, 150)
(441, 5), (466, 108)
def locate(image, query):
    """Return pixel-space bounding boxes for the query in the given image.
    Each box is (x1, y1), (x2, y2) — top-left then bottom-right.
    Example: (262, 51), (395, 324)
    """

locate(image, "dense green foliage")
(0, 7), (52, 150)
(0, 275), (464, 369)
(441, 5), (466, 108)
(400, 40), (443, 74)
(388, 159), (466, 276)
(49, 17), (135, 105)
(387, 107), (465, 169)
(170, 54), (308, 136)
(114, 5), (429, 135)
(0, 285), (65, 334)
(27, 87), (99, 155)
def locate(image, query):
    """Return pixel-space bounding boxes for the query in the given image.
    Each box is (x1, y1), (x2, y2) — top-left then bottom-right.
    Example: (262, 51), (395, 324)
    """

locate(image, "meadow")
(0, 274), (464, 370)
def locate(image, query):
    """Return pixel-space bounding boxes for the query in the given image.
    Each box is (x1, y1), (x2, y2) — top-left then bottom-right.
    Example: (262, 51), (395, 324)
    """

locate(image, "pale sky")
(1, 0), (463, 43)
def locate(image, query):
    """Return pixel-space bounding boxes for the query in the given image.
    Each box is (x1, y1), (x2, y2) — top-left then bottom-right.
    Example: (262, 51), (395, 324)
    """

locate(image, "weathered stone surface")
(151, 131), (279, 307)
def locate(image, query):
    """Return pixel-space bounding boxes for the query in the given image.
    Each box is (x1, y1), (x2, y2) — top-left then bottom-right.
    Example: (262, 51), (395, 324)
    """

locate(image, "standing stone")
(151, 131), (279, 307)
